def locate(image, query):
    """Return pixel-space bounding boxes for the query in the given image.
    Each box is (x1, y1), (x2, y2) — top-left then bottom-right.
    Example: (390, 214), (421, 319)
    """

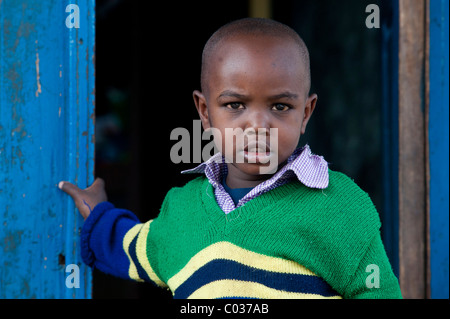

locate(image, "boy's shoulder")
(161, 176), (208, 205)
(328, 168), (364, 189)
(167, 176), (207, 195)
(273, 169), (381, 234)
(326, 169), (375, 204)
(322, 168), (381, 228)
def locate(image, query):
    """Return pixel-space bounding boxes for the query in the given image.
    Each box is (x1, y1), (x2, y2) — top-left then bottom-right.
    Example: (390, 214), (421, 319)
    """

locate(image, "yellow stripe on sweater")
(135, 220), (167, 287)
(167, 241), (317, 292)
(123, 221), (167, 287)
(123, 224), (144, 282)
(188, 279), (343, 299)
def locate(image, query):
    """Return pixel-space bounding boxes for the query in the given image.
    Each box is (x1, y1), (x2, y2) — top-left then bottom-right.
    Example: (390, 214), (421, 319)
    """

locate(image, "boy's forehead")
(214, 33), (301, 61)
(208, 34), (307, 82)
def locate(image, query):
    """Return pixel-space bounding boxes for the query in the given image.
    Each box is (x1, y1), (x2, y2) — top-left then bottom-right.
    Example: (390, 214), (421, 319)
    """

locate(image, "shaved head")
(201, 18), (311, 97)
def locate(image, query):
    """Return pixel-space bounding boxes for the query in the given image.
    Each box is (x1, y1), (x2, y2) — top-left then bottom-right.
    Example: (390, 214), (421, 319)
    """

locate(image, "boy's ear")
(193, 90), (211, 130)
(301, 93), (318, 134)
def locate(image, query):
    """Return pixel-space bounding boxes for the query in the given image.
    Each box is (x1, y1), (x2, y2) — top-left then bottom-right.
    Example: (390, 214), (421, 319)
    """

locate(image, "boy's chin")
(230, 161), (279, 176)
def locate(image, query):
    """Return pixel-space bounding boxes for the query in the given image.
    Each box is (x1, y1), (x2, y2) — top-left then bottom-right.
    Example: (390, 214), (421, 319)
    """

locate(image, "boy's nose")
(243, 111), (271, 133)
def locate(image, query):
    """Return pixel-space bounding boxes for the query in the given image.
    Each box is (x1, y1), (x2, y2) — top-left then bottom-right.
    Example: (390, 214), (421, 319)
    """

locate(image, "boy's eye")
(225, 102), (245, 110)
(272, 104), (290, 111)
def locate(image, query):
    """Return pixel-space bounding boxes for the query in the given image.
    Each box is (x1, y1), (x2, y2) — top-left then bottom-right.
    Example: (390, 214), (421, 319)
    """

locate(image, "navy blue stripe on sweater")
(173, 259), (339, 299)
(128, 234), (151, 283)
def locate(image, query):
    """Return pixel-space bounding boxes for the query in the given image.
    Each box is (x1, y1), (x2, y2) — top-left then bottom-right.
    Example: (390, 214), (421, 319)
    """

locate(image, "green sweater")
(83, 169), (402, 298)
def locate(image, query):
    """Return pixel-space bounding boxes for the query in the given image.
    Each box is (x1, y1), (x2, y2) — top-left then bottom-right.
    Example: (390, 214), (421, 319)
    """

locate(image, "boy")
(59, 18), (402, 299)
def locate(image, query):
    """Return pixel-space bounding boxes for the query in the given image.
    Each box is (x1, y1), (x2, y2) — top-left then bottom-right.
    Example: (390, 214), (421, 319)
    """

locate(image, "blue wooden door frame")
(381, 0), (449, 298)
(378, 0), (449, 298)
(428, 0), (449, 299)
(0, 0), (95, 298)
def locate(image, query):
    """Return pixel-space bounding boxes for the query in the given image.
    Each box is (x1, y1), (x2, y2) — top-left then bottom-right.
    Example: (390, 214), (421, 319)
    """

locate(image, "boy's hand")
(58, 178), (107, 220)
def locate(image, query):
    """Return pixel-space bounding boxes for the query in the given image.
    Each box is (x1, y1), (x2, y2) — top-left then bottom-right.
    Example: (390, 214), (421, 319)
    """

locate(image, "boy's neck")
(225, 163), (274, 189)
(224, 156), (292, 188)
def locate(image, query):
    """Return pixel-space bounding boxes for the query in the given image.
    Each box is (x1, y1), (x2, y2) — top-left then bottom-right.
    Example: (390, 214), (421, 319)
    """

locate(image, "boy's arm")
(59, 179), (166, 286)
(80, 201), (140, 279)
(344, 233), (402, 299)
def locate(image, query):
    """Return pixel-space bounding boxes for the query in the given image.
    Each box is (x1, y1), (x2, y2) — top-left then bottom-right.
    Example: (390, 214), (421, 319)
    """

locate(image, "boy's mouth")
(242, 141), (272, 163)
(244, 142), (270, 153)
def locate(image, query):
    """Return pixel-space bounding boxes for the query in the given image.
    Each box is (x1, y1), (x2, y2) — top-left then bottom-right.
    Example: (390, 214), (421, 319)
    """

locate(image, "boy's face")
(194, 34), (317, 188)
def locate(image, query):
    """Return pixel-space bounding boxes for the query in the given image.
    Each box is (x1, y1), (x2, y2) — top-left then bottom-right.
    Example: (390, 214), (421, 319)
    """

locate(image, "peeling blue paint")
(0, 0), (95, 298)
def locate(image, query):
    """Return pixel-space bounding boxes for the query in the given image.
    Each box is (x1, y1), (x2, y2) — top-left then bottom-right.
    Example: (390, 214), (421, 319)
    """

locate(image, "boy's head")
(193, 18), (317, 187)
(200, 18), (311, 98)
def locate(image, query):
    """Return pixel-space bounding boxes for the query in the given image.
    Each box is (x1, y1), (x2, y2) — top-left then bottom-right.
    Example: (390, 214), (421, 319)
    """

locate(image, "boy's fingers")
(58, 181), (82, 199)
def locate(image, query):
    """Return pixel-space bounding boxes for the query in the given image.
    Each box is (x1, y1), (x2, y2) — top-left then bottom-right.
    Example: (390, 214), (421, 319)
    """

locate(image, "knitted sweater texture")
(81, 169), (402, 299)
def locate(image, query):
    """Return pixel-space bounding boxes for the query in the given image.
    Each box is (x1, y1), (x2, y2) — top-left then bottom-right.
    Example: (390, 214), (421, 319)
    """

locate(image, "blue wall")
(0, 0), (95, 298)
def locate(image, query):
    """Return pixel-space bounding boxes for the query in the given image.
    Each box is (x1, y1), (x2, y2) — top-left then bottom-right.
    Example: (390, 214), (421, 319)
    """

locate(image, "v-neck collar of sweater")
(200, 175), (307, 228)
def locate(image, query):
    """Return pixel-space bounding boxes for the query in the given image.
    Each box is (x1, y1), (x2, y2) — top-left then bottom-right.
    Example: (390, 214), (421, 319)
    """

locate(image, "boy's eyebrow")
(268, 92), (299, 100)
(218, 90), (247, 100)
(217, 90), (299, 100)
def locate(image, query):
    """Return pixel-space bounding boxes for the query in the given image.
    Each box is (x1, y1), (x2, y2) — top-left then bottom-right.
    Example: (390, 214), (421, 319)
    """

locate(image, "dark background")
(95, 0), (382, 298)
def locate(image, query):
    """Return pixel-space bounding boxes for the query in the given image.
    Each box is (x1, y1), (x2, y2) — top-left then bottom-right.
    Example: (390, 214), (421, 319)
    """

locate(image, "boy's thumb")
(58, 181), (81, 199)
(88, 178), (105, 191)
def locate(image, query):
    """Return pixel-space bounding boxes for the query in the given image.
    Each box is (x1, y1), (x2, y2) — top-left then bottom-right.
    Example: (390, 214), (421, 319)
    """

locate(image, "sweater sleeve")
(80, 201), (167, 287)
(343, 232), (402, 299)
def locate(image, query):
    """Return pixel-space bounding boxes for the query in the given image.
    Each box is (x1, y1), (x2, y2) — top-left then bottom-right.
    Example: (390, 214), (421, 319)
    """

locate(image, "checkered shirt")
(181, 144), (329, 214)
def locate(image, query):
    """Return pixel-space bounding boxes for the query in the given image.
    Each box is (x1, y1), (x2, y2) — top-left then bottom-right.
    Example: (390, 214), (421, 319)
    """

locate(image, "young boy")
(59, 18), (402, 299)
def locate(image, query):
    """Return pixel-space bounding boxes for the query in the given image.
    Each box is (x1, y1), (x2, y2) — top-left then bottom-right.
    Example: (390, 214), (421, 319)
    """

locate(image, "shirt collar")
(181, 144), (329, 189)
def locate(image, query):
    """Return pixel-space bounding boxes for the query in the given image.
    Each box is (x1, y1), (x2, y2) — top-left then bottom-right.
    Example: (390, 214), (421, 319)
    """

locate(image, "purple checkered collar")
(182, 144), (329, 214)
